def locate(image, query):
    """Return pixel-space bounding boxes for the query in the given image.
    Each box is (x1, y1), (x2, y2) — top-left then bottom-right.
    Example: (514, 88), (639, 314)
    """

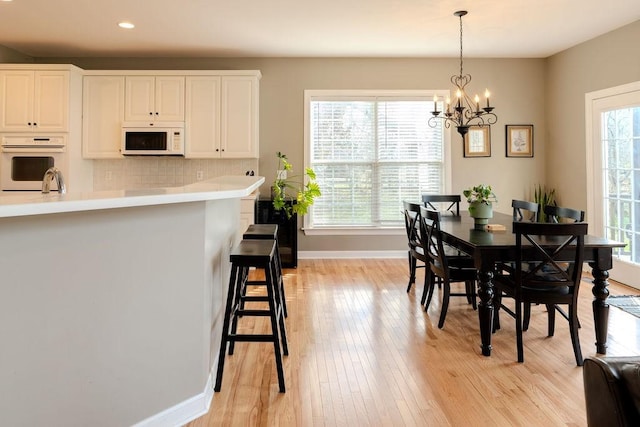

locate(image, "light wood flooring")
(186, 259), (640, 426)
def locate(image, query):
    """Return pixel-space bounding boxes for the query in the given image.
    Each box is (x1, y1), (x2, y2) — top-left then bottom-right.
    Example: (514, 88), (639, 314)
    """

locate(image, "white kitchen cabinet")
(82, 76), (126, 158)
(185, 74), (259, 159)
(0, 70), (69, 132)
(125, 76), (184, 123)
(184, 76), (221, 158)
(221, 76), (259, 158)
(239, 192), (257, 241)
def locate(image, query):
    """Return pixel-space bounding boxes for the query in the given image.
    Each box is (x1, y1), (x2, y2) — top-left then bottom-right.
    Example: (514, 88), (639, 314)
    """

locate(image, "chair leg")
(568, 304), (584, 366)
(546, 304), (556, 337)
(516, 300), (524, 363)
(523, 303), (531, 331)
(424, 272), (436, 309)
(493, 292), (502, 333)
(420, 267), (429, 305)
(407, 252), (415, 292)
(437, 279), (451, 329)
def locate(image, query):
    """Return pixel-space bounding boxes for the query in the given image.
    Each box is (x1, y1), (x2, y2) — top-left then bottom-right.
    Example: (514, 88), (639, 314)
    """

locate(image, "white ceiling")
(1, 0), (639, 59)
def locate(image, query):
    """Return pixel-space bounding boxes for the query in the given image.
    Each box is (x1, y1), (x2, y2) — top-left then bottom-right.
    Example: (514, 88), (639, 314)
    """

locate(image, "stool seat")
(230, 240), (275, 265)
(243, 223), (278, 240)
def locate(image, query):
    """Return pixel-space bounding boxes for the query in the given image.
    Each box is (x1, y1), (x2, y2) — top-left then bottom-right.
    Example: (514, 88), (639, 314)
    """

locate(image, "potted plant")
(463, 184), (497, 230)
(272, 152), (321, 218)
(533, 184), (556, 223)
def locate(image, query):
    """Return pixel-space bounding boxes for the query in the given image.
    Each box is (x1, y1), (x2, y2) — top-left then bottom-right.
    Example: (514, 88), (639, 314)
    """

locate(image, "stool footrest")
(229, 334), (278, 343)
(245, 280), (268, 286)
(240, 295), (269, 302)
(235, 309), (272, 317)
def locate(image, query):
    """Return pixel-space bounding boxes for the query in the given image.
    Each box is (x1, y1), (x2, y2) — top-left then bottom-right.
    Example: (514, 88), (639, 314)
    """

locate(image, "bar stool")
(242, 223), (287, 317)
(214, 239), (288, 393)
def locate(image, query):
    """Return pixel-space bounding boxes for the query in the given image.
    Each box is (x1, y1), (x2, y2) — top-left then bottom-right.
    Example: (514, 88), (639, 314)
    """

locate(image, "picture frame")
(506, 125), (534, 157)
(463, 126), (491, 158)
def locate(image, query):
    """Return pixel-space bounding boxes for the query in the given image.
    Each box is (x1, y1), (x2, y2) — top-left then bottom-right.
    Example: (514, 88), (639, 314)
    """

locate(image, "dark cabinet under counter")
(255, 199), (297, 268)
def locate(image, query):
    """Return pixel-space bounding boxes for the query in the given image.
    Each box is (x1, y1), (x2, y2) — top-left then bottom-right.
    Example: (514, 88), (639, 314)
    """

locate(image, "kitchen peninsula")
(0, 175), (263, 426)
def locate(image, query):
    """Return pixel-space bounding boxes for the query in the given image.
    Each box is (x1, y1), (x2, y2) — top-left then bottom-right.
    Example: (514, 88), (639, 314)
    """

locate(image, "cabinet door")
(155, 76), (184, 121)
(34, 71), (69, 131)
(125, 76), (155, 122)
(82, 76), (125, 158)
(221, 76), (258, 158)
(185, 76), (221, 158)
(0, 70), (34, 131)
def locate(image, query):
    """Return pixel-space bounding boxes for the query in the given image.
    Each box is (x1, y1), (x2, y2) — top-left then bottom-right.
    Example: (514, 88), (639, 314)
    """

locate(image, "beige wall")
(0, 45), (32, 63)
(546, 20), (640, 210)
(48, 56), (546, 252)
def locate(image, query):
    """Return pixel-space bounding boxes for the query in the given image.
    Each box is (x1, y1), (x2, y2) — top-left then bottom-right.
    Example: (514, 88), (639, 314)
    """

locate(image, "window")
(304, 90), (451, 234)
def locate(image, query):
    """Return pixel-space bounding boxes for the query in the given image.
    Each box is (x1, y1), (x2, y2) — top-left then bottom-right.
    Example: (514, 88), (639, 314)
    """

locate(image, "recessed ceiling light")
(118, 22), (135, 29)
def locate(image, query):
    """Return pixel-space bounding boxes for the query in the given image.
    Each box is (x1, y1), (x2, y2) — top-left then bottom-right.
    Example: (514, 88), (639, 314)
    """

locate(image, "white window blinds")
(307, 94), (446, 229)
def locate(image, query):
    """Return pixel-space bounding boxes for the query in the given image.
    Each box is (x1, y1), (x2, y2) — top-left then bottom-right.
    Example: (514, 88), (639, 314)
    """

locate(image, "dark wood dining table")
(438, 211), (625, 357)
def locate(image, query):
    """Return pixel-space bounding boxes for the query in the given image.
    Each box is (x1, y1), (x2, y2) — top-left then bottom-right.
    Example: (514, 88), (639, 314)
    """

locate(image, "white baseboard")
(298, 250), (405, 259)
(133, 360), (217, 427)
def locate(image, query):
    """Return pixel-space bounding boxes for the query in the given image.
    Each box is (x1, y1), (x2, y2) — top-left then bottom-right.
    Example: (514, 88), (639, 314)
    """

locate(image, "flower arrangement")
(463, 184), (497, 205)
(272, 152), (321, 218)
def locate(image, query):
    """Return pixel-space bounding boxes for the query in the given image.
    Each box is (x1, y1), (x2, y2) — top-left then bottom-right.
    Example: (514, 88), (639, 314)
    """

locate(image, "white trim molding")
(299, 250), (405, 259)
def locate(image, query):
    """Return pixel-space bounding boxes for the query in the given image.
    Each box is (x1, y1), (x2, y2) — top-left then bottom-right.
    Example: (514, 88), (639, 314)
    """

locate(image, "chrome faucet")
(42, 167), (66, 194)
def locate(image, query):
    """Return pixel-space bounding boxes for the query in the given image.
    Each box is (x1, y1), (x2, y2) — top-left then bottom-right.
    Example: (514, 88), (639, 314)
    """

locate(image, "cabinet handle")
(33, 123), (37, 127)
(149, 112), (153, 116)
(216, 149), (219, 152)
(27, 122), (32, 126)
(155, 112), (159, 115)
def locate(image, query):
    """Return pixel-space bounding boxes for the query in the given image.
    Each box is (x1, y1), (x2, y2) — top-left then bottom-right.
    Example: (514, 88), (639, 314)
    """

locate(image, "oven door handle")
(1, 146), (66, 153)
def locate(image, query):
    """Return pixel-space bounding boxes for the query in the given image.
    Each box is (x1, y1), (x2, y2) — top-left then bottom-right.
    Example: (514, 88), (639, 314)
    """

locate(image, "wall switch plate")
(196, 170), (204, 181)
(105, 171), (112, 181)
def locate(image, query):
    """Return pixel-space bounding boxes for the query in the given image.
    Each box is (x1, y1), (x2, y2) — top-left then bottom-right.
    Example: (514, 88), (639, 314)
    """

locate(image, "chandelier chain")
(459, 13), (464, 77)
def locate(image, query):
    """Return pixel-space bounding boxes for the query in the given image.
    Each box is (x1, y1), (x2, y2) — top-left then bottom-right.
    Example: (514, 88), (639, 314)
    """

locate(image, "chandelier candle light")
(429, 10), (497, 139)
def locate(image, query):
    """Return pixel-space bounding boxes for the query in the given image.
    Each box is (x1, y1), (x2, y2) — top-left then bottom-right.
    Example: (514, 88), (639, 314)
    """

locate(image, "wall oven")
(1, 135), (67, 191)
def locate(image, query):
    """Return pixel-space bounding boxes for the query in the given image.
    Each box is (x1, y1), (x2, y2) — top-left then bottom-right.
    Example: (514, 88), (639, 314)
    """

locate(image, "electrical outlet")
(276, 170), (287, 180)
(105, 171), (112, 181)
(196, 170), (204, 181)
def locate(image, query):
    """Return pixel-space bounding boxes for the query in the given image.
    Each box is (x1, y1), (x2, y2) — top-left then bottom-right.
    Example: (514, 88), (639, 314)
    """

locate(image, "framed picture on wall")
(506, 125), (534, 157)
(463, 126), (491, 157)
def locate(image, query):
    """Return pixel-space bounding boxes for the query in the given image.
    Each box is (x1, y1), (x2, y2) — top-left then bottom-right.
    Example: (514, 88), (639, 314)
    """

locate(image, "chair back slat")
(513, 222), (587, 292)
(403, 201), (423, 255)
(512, 199), (539, 222)
(544, 205), (585, 223)
(419, 206), (449, 278)
(422, 194), (461, 216)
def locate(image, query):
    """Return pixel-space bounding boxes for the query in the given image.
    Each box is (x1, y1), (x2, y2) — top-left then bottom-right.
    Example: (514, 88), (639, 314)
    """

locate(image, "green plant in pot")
(533, 184), (556, 223)
(272, 151), (321, 218)
(463, 184), (497, 230)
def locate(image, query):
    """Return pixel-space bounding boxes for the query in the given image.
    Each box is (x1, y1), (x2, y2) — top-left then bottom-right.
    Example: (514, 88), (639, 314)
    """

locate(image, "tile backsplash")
(93, 157), (259, 191)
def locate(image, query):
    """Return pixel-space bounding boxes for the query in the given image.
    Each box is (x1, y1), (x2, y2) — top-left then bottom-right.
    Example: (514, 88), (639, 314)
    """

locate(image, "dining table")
(437, 211), (626, 357)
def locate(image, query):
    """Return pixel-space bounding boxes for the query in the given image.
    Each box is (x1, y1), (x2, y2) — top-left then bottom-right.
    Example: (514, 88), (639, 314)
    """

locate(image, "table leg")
(590, 264), (610, 354)
(477, 268), (495, 356)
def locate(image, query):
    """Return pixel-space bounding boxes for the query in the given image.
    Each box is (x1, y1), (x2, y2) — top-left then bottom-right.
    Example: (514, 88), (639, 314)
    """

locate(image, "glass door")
(588, 82), (640, 288)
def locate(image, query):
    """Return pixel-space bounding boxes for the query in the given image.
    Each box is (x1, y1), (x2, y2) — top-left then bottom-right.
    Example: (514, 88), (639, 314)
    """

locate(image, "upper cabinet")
(82, 70), (260, 159)
(0, 70), (69, 132)
(185, 73), (259, 158)
(125, 76), (184, 123)
(83, 76), (126, 159)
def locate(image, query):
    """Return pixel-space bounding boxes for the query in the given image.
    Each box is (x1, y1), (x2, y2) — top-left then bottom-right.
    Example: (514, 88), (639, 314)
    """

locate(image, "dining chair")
(403, 201), (427, 295)
(493, 221), (588, 365)
(544, 205), (585, 223)
(422, 194), (461, 216)
(419, 206), (477, 328)
(512, 199), (539, 222)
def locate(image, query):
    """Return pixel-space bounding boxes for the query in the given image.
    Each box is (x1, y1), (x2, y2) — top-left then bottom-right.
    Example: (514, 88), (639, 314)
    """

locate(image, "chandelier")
(429, 10), (497, 138)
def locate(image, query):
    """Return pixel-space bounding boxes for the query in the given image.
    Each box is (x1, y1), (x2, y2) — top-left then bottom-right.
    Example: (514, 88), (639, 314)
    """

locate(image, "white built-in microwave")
(121, 122), (185, 156)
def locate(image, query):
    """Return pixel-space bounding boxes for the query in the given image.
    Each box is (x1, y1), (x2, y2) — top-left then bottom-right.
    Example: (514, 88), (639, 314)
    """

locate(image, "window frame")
(303, 89), (453, 236)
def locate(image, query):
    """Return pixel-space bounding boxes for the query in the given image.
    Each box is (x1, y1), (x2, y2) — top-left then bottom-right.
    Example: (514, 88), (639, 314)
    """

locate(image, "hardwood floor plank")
(187, 259), (640, 426)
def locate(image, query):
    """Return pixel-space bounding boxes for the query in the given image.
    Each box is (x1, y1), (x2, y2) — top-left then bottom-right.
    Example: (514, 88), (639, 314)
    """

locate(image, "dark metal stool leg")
(265, 259), (286, 392)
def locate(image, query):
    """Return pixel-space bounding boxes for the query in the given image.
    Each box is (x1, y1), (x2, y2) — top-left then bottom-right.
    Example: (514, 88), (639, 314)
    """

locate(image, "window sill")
(302, 226), (404, 236)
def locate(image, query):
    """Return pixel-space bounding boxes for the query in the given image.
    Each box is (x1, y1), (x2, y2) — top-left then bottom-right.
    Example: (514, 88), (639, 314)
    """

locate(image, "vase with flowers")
(463, 184), (497, 230)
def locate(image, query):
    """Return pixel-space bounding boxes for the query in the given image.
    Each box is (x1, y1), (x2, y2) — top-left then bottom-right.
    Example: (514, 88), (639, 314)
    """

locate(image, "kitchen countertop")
(0, 175), (264, 218)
